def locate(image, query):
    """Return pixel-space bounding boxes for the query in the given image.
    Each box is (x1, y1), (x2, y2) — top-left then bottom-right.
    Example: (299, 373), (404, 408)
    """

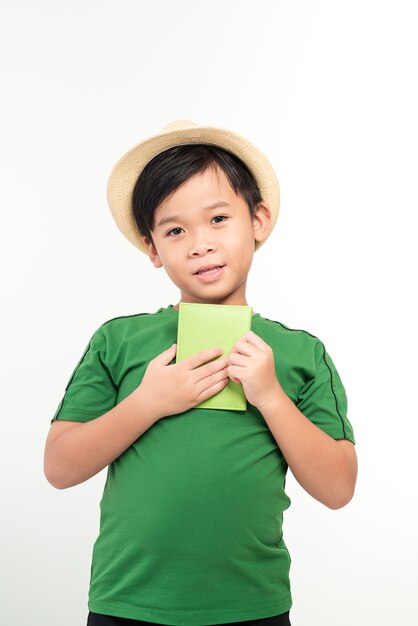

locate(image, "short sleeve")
(296, 339), (355, 444)
(51, 327), (118, 424)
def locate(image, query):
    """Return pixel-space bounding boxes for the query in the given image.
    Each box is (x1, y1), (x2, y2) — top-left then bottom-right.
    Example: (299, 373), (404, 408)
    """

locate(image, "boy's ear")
(142, 236), (163, 268)
(253, 203), (272, 245)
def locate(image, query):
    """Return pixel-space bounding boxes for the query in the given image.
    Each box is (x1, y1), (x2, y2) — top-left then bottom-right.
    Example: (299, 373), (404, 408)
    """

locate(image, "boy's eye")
(166, 227), (183, 237)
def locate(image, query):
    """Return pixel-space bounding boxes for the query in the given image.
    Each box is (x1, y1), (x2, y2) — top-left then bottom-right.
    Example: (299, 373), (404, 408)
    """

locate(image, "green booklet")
(175, 302), (253, 411)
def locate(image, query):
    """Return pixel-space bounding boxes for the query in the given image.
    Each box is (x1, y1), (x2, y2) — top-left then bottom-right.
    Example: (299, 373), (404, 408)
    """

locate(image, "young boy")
(44, 120), (357, 626)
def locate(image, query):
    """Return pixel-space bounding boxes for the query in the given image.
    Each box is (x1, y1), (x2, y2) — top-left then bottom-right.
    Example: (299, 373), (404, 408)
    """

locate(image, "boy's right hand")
(137, 344), (229, 421)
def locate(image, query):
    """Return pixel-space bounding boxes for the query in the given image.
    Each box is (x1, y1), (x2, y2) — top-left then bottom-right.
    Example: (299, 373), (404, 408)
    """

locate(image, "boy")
(44, 120), (357, 626)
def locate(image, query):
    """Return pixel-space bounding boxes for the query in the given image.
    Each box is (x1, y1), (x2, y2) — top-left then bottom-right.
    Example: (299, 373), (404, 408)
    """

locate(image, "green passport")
(175, 302), (253, 411)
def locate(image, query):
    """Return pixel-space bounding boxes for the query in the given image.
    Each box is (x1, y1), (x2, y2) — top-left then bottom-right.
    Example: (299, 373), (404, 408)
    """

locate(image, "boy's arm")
(44, 344), (229, 489)
(258, 393), (357, 509)
(227, 330), (357, 510)
(44, 385), (159, 489)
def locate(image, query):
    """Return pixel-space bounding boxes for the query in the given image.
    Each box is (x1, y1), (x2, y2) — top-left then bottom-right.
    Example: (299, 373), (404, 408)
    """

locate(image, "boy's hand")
(138, 344), (229, 421)
(227, 330), (284, 411)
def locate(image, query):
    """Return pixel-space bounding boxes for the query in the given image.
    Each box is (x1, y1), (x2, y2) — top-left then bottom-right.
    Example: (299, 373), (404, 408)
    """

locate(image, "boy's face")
(142, 164), (271, 307)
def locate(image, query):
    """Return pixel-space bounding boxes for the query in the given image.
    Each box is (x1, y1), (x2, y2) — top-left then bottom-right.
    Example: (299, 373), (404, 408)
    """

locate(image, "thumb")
(156, 343), (177, 364)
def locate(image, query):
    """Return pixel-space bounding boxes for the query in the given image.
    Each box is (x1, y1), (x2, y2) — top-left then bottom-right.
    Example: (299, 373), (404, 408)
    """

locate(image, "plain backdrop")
(1, 1), (417, 625)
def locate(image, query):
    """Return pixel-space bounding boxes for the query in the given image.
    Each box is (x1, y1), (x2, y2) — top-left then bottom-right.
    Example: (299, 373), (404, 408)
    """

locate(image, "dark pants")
(87, 611), (291, 626)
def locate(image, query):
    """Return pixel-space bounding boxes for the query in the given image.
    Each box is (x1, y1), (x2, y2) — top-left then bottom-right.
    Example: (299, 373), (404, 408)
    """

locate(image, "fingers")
(188, 352), (230, 398)
(155, 343), (177, 365)
(228, 352), (248, 366)
(237, 330), (270, 351)
(195, 368), (229, 402)
(190, 353), (228, 383)
(230, 336), (255, 356)
(181, 348), (230, 403)
(186, 347), (224, 370)
(227, 362), (243, 384)
(227, 351), (245, 384)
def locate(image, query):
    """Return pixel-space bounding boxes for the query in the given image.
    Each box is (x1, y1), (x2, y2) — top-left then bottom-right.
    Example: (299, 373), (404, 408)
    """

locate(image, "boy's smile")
(193, 264), (226, 282)
(143, 164), (271, 307)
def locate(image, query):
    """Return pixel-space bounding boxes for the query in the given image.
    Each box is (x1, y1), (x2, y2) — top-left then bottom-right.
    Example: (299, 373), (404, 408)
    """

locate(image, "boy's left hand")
(227, 330), (285, 411)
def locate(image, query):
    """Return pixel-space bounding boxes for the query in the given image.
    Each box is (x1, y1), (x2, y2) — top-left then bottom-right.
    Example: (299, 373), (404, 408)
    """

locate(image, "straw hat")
(107, 119), (280, 255)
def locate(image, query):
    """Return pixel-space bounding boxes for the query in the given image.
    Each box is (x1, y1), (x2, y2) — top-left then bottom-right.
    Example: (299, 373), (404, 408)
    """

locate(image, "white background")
(1, 1), (417, 625)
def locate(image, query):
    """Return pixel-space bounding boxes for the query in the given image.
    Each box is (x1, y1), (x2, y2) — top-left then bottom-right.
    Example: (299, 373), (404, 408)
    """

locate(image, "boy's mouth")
(193, 264), (226, 282)
(193, 264), (226, 275)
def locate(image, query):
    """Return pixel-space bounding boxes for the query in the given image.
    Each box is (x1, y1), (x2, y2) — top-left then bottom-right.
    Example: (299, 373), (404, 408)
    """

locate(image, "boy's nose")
(189, 241), (217, 256)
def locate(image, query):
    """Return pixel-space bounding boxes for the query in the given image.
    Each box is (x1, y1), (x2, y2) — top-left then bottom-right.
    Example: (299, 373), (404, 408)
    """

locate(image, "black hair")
(132, 144), (262, 246)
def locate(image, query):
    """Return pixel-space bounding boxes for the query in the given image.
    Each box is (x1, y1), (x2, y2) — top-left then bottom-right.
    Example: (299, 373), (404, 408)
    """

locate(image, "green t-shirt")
(51, 304), (355, 625)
